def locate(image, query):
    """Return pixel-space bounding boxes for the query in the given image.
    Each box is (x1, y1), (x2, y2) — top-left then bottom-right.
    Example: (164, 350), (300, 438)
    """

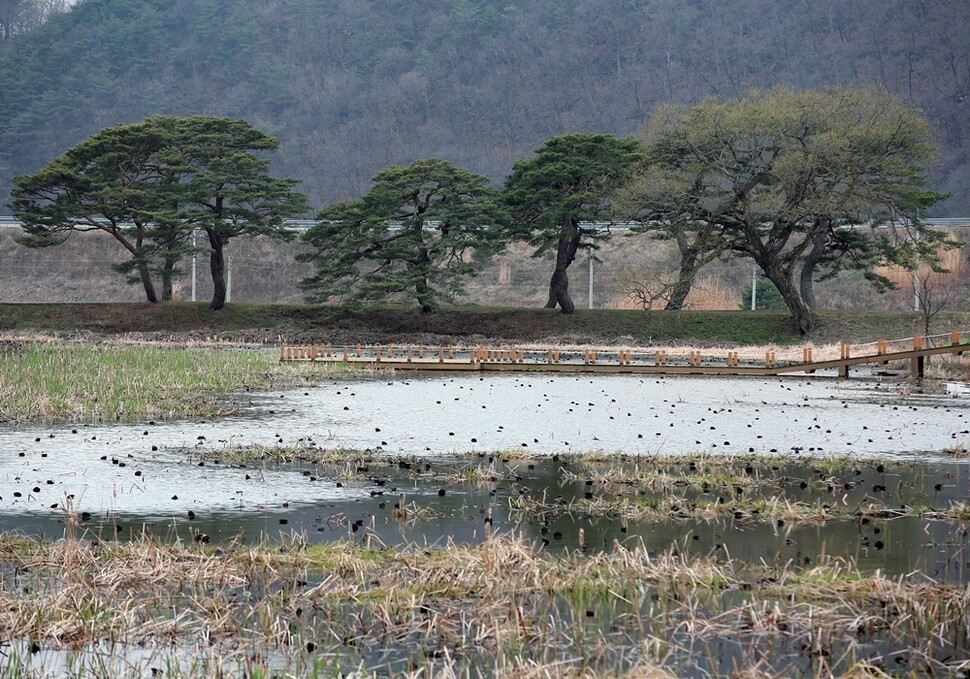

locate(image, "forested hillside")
(0, 0), (968, 213)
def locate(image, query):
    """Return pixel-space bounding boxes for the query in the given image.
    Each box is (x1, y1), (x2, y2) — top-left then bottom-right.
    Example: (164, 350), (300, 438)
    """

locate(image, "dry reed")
(1, 530), (968, 677)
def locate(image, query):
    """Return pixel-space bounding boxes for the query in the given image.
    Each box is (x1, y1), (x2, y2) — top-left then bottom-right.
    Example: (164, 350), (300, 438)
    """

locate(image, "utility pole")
(913, 221), (921, 312)
(750, 263), (758, 310)
(190, 229), (197, 302)
(913, 269), (920, 312)
(588, 257), (594, 309)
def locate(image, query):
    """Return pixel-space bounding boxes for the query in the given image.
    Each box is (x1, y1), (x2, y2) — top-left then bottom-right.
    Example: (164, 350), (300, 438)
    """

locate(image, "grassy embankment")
(3, 301), (969, 345)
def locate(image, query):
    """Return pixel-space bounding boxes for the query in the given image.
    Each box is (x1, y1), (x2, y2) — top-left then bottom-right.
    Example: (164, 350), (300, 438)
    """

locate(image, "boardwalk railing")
(279, 332), (967, 379)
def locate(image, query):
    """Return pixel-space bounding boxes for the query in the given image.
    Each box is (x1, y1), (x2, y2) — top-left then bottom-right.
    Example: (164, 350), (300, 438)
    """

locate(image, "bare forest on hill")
(0, 0), (968, 214)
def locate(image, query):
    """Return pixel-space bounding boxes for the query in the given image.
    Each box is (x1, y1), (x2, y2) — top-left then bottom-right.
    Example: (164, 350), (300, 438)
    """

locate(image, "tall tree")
(625, 87), (951, 334)
(615, 165), (727, 311)
(299, 158), (506, 313)
(504, 133), (644, 313)
(9, 115), (308, 308)
(10, 119), (173, 302)
(151, 116), (310, 311)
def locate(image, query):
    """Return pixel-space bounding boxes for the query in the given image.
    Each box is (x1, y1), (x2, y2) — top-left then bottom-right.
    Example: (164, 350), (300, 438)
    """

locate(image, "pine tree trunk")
(799, 229), (828, 310)
(208, 230), (227, 311)
(665, 248), (700, 311)
(763, 261), (813, 335)
(545, 222), (581, 314)
(416, 277), (435, 314)
(138, 261), (159, 303)
(161, 256), (176, 301)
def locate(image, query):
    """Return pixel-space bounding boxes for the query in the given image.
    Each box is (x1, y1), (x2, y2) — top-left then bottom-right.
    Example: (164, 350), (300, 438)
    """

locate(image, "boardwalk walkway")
(279, 332), (967, 379)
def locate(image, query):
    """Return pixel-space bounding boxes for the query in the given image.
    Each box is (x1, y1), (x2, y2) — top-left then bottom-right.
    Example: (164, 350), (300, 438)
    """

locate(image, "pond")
(3, 370), (970, 677)
(0, 372), (967, 575)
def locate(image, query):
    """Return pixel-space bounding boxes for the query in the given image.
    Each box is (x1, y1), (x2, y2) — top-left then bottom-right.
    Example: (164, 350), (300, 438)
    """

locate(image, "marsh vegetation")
(1, 341), (970, 676)
(0, 341), (350, 423)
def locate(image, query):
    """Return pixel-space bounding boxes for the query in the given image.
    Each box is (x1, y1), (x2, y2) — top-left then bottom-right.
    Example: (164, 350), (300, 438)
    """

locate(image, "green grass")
(0, 342), (288, 422)
(3, 301), (968, 346)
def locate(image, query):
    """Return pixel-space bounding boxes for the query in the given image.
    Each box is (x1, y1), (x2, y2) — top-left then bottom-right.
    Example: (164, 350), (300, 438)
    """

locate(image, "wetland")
(2, 341), (970, 677)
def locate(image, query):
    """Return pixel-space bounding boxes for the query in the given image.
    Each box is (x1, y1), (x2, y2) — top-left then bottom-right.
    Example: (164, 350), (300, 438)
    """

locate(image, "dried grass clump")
(1, 532), (969, 677)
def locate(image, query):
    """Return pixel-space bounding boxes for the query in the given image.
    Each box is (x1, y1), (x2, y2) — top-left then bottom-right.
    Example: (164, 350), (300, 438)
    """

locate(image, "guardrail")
(279, 332), (968, 379)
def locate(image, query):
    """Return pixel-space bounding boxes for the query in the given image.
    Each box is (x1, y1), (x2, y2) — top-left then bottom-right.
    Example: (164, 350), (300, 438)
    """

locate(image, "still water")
(0, 373), (967, 577)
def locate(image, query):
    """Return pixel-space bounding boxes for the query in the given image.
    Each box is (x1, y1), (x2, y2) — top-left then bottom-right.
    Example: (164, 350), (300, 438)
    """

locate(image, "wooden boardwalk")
(279, 332), (967, 379)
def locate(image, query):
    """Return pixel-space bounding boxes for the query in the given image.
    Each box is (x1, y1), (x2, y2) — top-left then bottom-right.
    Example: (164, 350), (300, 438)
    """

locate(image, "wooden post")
(911, 355), (925, 378)
(355, 344), (362, 358)
(439, 346), (445, 363)
(802, 346), (813, 363)
(840, 342), (850, 359)
(418, 345), (426, 359)
(406, 347), (413, 362)
(951, 331), (961, 346)
(309, 343), (317, 360)
(913, 334), (923, 350)
(375, 346), (382, 362)
(343, 346), (349, 361)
